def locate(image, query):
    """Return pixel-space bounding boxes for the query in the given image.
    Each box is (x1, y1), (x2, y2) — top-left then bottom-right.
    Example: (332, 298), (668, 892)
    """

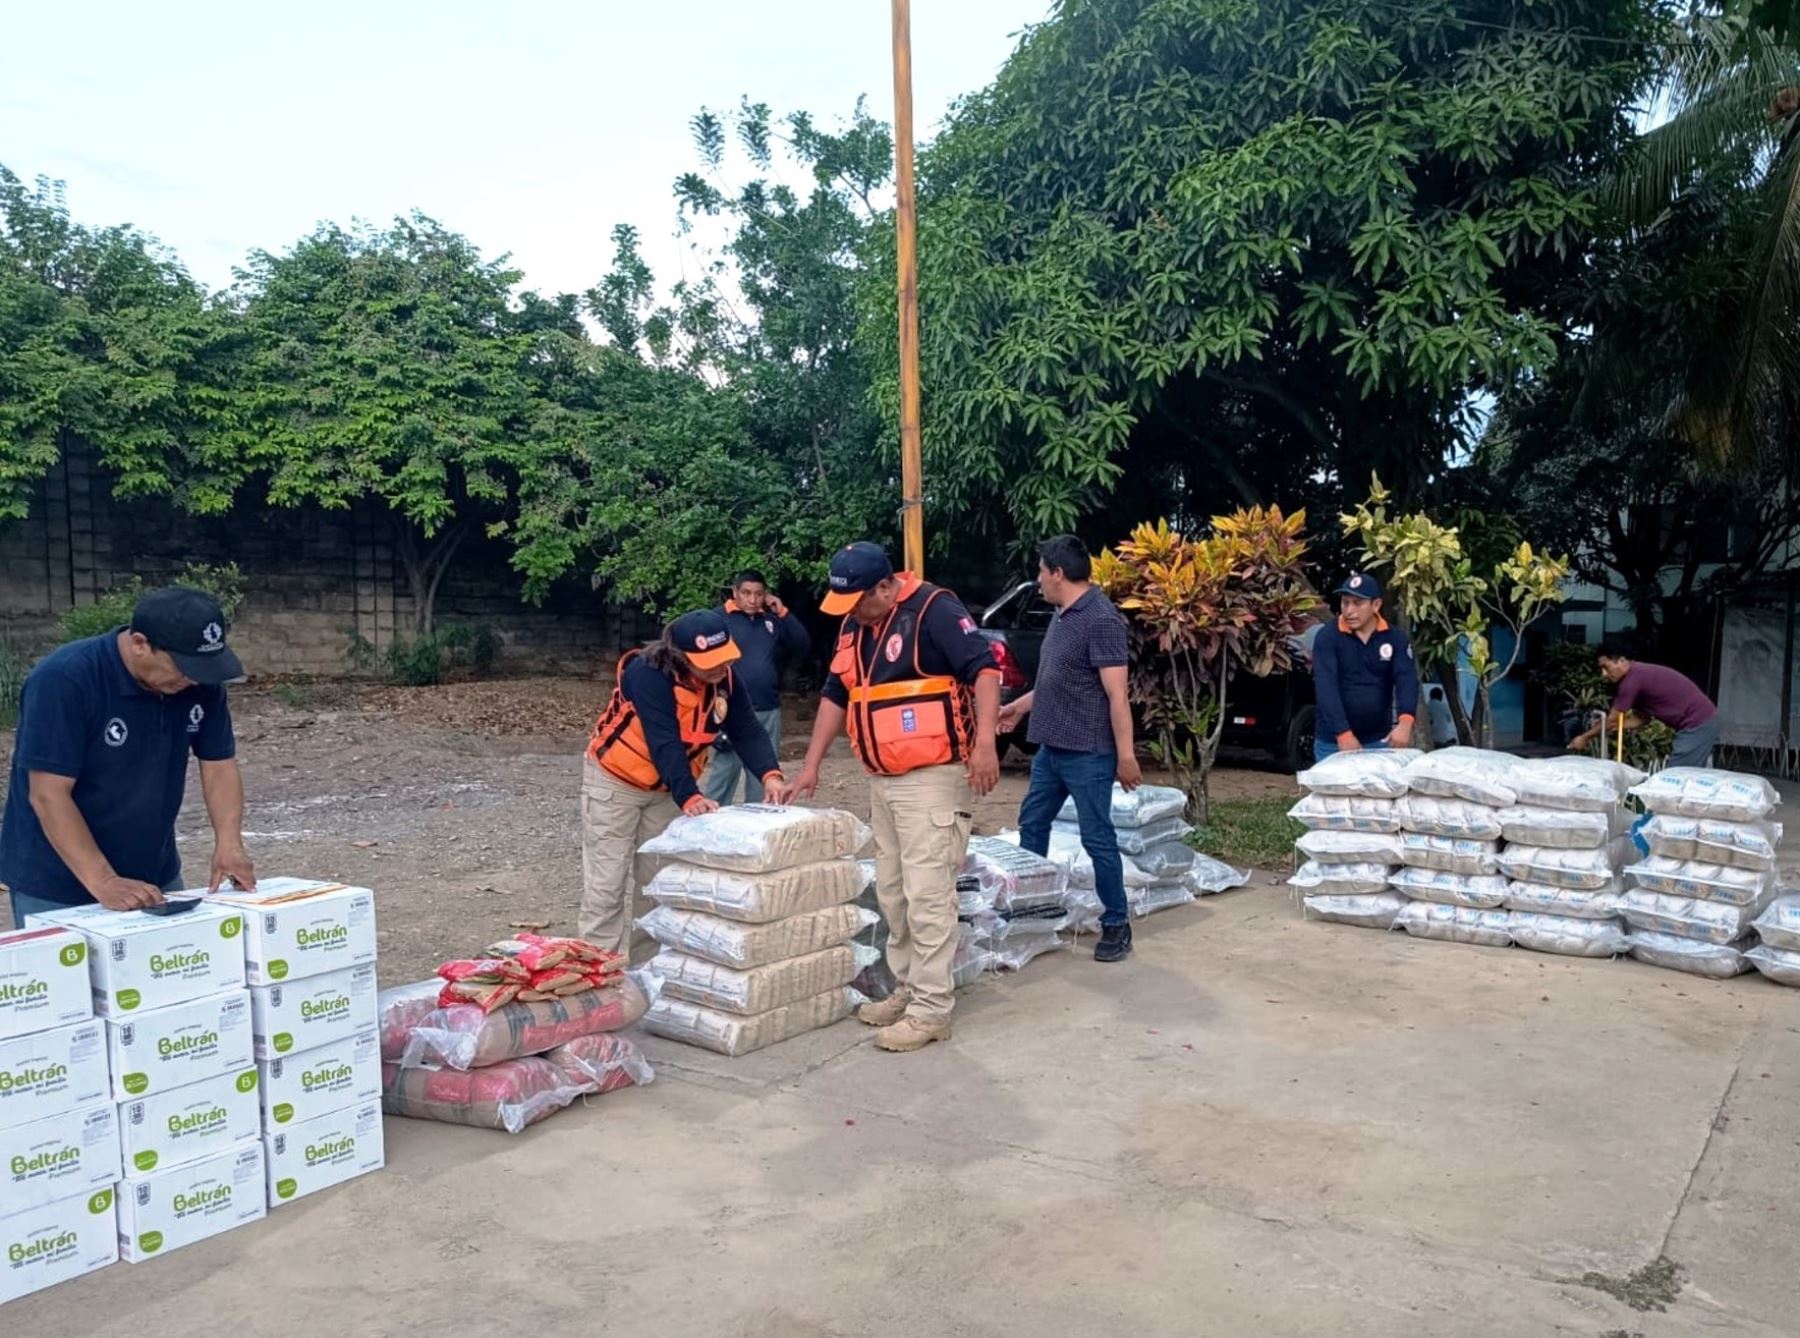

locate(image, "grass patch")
(0, 635), (34, 731)
(1189, 795), (1301, 868)
(1571, 1257), (1682, 1313)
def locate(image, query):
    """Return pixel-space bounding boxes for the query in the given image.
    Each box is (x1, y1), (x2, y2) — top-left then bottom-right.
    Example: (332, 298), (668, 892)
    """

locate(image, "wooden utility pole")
(892, 0), (925, 576)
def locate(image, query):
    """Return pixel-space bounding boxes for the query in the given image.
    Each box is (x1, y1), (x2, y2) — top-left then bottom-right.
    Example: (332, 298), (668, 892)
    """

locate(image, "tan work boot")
(857, 989), (911, 1027)
(874, 1015), (951, 1053)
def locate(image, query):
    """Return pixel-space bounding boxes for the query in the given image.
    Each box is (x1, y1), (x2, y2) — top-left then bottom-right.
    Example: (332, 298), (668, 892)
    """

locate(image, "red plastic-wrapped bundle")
(396, 974), (651, 1071)
(381, 1056), (587, 1133)
(545, 1031), (655, 1094)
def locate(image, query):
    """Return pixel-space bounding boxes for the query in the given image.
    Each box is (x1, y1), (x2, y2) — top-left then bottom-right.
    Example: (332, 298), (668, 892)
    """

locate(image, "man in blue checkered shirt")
(998, 536), (1142, 963)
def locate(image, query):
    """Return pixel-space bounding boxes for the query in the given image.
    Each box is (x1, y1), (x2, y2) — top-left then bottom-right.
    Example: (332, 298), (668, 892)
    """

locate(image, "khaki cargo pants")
(579, 759), (679, 958)
(868, 762), (974, 1022)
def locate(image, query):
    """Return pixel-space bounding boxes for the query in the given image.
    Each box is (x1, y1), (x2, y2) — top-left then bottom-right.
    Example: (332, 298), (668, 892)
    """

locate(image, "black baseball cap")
(130, 586), (245, 685)
(666, 608), (742, 671)
(1335, 572), (1383, 601)
(820, 542), (894, 615)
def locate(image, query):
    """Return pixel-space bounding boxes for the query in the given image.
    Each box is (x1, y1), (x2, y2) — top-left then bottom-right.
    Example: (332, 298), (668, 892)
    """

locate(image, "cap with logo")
(820, 542), (895, 616)
(1334, 572), (1383, 601)
(667, 608), (742, 671)
(130, 586), (245, 685)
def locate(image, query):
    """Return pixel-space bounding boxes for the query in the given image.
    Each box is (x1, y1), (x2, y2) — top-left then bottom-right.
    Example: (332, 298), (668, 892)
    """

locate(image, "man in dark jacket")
(1311, 572), (1419, 762)
(700, 569), (812, 804)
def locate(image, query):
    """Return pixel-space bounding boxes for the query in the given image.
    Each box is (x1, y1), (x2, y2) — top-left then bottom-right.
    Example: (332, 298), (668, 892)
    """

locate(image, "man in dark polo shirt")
(699, 569), (812, 805)
(1, 587), (256, 926)
(1311, 572), (1419, 762)
(999, 535), (1141, 963)
(1570, 641), (1719, 768)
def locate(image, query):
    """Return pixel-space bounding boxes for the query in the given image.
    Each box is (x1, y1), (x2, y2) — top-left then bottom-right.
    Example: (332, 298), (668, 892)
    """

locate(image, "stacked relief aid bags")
(1747, 891), (1800, 986)
(1387, 748), (1518, 946)
(1053, 784), (1245, 916)
(1290, 749), (1418, 929)
(1494, 757), (1640, 958)
(957, 837), (1072, 973)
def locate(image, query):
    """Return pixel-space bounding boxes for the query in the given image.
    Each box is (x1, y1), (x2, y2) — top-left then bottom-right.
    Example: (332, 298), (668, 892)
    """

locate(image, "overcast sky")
(1, 0), (1045, 297)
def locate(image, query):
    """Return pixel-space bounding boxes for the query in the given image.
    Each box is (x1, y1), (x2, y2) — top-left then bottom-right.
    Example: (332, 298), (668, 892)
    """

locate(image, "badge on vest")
(900, 708), (917, 734)
(884, 633), (904, 663)
(712, 697), (728, 723)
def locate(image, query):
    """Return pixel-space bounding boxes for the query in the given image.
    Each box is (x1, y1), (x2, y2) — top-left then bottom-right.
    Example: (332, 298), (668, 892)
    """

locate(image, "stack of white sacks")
(1289, 749), (1420, 929)
(1746, 890), (1800, 986)
(1495, 756), (1640, 956)
(637, 806), (875, 1056)
(1620, 769), (1784, 978)
(957, 837), (1078, 975)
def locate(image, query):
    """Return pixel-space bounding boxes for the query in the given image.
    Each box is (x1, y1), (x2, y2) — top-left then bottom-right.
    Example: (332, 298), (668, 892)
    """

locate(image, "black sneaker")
(1094, 922), (1133, 963)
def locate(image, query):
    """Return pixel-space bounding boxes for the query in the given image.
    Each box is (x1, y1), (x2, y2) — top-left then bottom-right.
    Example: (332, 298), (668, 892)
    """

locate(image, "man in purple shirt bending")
(1570, 641), (1718, 768)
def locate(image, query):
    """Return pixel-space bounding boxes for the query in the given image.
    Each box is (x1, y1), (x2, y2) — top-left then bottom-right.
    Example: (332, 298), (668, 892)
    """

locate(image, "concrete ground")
(12, 883), (1798, 1337)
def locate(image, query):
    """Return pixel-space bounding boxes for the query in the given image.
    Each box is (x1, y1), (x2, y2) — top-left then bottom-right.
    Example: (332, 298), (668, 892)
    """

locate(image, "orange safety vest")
(830, 575), (975, 777)
(588, 650), (730, 792)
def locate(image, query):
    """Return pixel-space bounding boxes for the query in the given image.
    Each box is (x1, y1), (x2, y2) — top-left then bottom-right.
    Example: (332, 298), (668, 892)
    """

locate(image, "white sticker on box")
(263, 1099), (384, 1206)
(0, 926), (93, 1040)
(117, 1143), (265, 1262)
(119, 1066), (261, 1175)
(260, 1029), (380, 1128)
(0, 1185), (118, 1305)
(0, 1102), (121, 1213)
(0, 1020), (109, 1129)
(249, 963), (377, 1060)
(27, 902), (245, 1017)
(106, 991), (254, 1100)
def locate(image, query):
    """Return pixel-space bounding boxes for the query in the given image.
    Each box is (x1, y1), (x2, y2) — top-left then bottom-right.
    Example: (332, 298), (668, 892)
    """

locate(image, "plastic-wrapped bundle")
(1053, 815), (1190, 856)
(644, 859), (863, 923)
(1288, 861), (1393, 895)
(1498, 842), (1633, 891)
(1640, 815), (1781, 871)
(1130, 841), (1199, 879)
(639, 805), (871, 872)
(382, 1057), (590, 1133)
(987, 929), (1068, 971)
(637, 903), (874, 969)
(1401, 747), (1521, 806)
(649, 944), (872, 1016)
(1288, 794), (1402, 834)
(1507, 912), (1628, 958)
(952, 927), (995, 988)
(545, 1031), (655, 1091)
(1619, 887), (1779, 945)
(1508, 757), (1646, 812)
(378, 980), (443, 1062)
(1628, 931), (1753, 978)
(1502, 883), (1622, 920)
(1630, 768), (1780, 822)
(643, 986), (863, 1056)
(960, 837), (1068, 912)
(1388, 867), (1509, 910)
(1056, 783), (1187, 828)
(1295, 830), (1406, 865)
(395, 974), (653, 1071)
(1301, 892), (1406, 929)
(1497, 805), (1632, 850)
(1622, 856), (1775, 907)
(1185, 855), (1249, 894)
(1393, 795), (1502, 840)
(1397, 833), (1502, 876)
(1744, 943), (1800, 987)
(1294, 749), (1421, 797)
(1128, 882), (1196, 918)
(995, 828), (1242, 892)
(966, 904), (1071, 941)
(1751, 894), (1800, 950)
(1396, 902), (1513, 947)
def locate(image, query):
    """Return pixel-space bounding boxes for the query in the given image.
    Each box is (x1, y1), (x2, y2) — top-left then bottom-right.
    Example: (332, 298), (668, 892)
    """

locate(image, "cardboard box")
(200, 879), (375, 986)
(0, 1185), (117, 1305)
(260, 1029), (380, 1130)
(0, 1020), (109, 1132)
(106, 991), (253, 1101)
(248, 963), (377, 1061)
(117, 1143), (265, 1262)
(119, 1067), (260, 1175)
(29, 902), (244, 1017)
(0, 1102), (121, 1214)
(0, 926), (93, 1041)
(263, 1099), (384, 1206)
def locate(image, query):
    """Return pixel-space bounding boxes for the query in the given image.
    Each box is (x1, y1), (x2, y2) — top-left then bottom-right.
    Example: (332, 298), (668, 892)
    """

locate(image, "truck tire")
(1283, 706), (1317, 773)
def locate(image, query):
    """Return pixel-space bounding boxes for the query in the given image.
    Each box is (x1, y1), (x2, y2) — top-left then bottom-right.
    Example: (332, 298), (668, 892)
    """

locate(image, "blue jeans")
(1017, 746), (1127, 929)
(1313, 738), (1390, 764)
(8, 875), (184, 929)
(700, 708), (783, 805)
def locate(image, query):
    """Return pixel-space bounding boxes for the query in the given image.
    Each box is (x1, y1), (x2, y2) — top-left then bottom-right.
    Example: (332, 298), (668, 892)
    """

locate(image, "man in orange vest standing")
(581, 609), (790, 955)
(790, 542), (1001, 1052)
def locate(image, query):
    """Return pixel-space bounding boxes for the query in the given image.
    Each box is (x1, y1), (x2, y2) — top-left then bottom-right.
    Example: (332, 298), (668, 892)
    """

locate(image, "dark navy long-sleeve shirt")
(719, 601), (811, 712)
(620, 656), (779, 806)
(1311, 618), (1419, 746)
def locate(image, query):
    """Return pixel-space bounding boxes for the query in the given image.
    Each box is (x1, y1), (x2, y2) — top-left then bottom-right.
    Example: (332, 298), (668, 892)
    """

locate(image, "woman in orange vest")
(580, 608), (789, 955)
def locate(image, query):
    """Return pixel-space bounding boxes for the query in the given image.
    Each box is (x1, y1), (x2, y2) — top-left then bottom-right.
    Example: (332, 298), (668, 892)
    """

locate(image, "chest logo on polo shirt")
(188, 704), (206, 734)
(104, 718), (129, 747)
(1379, 643), (1393, 661)
(764, 620), (775, 634)
(884, 633), (905, 663)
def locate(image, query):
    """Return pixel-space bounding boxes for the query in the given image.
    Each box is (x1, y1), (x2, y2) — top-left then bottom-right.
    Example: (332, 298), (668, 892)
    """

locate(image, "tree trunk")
(1438, 663), (1475, 746)
(392, 518), (470, 641)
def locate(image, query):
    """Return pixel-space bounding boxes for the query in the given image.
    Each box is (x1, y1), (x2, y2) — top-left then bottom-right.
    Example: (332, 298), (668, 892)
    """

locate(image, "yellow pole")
(892, 0), (925, 577)
(1615, 711), (1624, 763)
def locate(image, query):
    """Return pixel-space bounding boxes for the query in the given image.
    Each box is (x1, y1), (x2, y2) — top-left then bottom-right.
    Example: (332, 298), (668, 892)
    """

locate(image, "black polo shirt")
(1312, 617), (1419, 746)
(1027, 587), (1130, 753)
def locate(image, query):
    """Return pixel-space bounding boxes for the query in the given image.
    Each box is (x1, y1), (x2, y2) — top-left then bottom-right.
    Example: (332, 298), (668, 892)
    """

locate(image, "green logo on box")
(116, 988), (141, 1012)
(123, 1073), (148, 1096)
(88, 1188), (112, 1214)
(58, 942), (85, 968)
(273, 1103), (293, 1124)
(133, 1151), (158, 1172)
(276, 1178), (297, 1200)
(220, 917), (241, 939)
(235, 1070), (258, 1094)
(138, 1230), (163, 1254)
(274, 1033), (293, 1054)
(267, 960), (289, 981)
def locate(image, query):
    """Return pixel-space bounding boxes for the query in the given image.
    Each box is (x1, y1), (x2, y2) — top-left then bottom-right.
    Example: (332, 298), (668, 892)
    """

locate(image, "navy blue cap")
(130, 586), (245, 684)
(821, 542), (894, 615)
(666, 609), (741, 670)
(1334, 572), (1382, 601)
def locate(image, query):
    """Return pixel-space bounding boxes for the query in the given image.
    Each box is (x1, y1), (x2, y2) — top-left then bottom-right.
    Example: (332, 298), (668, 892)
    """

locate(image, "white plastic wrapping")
(952, 925), (996, 987)
(1750, 893), (1800, 951)
(1301, 892), (1406, 929)
(1294, 748), (1421, 797)
(1401, 747), (1521, 806)
(1288, 794), (1402, 834)
(1641, 814), (1782, 871)
(998, 828), (1239, 892)
(649, 944), (871, 1016)
(1623, 856), (1776, 907)
(644, 858), (864, 923)
(1131, 840), (1200, 879)
(1185, 855), (1250, 894)
(1288, 861), (1394, 895)
(1502, 883), (1622, 920)
(1397, 833), (1502, 876)
(642, 986), (864, 1056)
(1393, 795), (1503, 840)
(1508, 757), (1646, 812)
(987, 929), (1069, 971)
(1054, 816), (1190, 856)
(1129, 882), (1196, 918)
(637, 904), (876, 969)
(1498, 841), (1633, 891)
(1744, 943), (1800, 987)
(639, 805), (871, 872)
(1507, 912), (1628, 958)
(960, 837), (1068, 912)
(1619, 887), (1779, 945)
(1296, 830), (1406, 865)
(1628, 931), (1753, 978)
(1630, 768), (1780, 822)
(1396, 902), (1513, 947)
(1388, 867), (1510, 910)
(1497, 805), (1632, 850)
(1056, 783), (1188, 828)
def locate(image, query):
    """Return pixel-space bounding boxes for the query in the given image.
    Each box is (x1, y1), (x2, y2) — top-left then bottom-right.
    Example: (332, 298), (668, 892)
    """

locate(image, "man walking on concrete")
(700, 569), (811, 805)
(998, 535), (1140, 963)
(1571, 642), (1719, 768)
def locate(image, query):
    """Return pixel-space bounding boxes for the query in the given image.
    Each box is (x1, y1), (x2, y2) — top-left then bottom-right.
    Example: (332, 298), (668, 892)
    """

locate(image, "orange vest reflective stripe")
(588, 650), (728, 792)
(831, 575), (974, 776)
